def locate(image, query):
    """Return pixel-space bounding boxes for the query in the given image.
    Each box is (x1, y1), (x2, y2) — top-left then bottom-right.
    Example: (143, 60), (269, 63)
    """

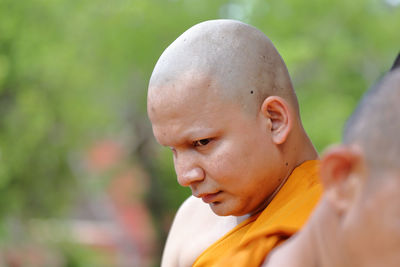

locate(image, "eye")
(193, 138), (211, 147)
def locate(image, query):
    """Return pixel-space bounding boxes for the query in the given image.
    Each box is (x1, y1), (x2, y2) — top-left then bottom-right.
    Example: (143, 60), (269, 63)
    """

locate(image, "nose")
(174, 154), (205, 187)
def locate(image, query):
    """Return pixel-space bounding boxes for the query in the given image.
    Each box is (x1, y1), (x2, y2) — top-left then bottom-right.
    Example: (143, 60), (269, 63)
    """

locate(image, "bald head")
(148, 19), (298, 115)
(146, 20), (318, 217)
(344, 67), (400, 173)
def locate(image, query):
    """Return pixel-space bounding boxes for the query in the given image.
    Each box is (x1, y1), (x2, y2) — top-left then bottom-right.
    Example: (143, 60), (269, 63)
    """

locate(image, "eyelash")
(193, 138), (211, 147)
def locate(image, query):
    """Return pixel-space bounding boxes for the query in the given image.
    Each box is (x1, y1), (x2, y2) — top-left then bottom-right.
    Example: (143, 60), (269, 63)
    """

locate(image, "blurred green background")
(0, 0), (399, 266)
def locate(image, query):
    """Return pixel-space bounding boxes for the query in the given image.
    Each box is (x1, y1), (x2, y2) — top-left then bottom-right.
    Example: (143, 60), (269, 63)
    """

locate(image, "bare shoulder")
(262, 233), (307, 267)
(262, 244), (294, 267)
(161, 196), (237, 267)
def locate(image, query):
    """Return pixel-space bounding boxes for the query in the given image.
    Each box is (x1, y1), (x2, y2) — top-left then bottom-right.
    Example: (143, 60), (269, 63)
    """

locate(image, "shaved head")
(148, 19), (299, 116)
(146, 19), (318, 217)
(344, 66), (400, 173)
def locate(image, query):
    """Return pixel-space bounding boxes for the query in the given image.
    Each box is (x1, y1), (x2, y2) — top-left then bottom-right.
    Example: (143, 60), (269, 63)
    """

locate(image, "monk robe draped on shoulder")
(192, 160), (321, 267)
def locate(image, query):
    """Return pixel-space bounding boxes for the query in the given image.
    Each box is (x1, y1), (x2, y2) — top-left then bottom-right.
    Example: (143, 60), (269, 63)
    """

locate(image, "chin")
(210, 202), (246, 217)
(209, 202), (234, 216)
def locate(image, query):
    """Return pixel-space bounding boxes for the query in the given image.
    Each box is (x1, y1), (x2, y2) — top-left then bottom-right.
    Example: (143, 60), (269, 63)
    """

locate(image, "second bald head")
(148, 19), (299, 114)
(344, 67), (400, 174)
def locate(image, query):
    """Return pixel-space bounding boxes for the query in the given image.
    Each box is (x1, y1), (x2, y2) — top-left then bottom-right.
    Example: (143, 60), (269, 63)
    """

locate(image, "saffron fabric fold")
(193, 160), (321, 267)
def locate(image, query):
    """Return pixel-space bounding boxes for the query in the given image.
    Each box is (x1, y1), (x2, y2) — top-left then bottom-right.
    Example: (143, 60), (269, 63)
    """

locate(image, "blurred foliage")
(59, 242), (111, 267)
(0, 0), (399, 264)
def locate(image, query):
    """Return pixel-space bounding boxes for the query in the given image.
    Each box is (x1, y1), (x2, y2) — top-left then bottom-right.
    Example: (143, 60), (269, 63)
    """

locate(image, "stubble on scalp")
(147, 19), (299, 117)
(343, 69), (400, 175)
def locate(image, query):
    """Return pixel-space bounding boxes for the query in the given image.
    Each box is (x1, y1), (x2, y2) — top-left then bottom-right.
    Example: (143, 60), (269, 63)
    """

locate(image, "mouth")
(196, 191), (221, 204)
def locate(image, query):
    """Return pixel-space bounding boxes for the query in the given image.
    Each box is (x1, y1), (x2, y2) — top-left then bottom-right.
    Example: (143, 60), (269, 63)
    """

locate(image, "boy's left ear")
(320, 145), (365, 215)
(260, 96), (292, 144)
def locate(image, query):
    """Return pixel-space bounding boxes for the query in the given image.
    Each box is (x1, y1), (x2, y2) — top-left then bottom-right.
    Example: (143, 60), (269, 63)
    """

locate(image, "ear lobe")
(260, 96), (292, 145)
(320, 145), (365, 215)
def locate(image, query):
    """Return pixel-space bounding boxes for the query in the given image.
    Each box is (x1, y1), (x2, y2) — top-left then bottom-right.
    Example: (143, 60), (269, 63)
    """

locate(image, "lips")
(197, 191), (221, 204)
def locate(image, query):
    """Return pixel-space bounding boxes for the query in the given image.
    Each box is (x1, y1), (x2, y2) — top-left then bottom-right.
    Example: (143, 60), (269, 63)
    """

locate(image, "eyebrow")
(160, 127), (220, 148)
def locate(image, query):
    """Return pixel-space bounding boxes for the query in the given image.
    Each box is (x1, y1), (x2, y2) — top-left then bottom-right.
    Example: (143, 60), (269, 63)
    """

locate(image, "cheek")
(209, 141), (248, 177)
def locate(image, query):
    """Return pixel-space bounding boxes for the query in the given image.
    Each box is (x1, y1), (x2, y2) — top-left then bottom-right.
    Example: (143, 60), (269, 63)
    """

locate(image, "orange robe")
(192, 160), (321, 267)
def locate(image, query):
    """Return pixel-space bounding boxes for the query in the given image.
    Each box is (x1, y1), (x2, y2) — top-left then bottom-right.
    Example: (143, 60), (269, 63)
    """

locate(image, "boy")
(148, 19), (320, 267)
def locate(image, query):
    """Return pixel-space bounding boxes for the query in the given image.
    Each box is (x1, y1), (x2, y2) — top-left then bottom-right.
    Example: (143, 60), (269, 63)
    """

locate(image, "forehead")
(149, 72), (209, 112)
(147, 73), (250, 146)
(148, 70), (242, 122)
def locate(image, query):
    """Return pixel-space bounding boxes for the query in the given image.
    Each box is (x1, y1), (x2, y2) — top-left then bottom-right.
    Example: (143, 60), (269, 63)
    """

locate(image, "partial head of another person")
(317, 55), (400, 267)
(147, 19), (317, 217)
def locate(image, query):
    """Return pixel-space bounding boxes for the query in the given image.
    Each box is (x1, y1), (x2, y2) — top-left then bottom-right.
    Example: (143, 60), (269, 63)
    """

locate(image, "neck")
(236, 126), (318, 225)
(235, 214), (250, 224)
(247, 138), (318, 221)
(297, 128), (319, 161)
(287, 125), (318, 170)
